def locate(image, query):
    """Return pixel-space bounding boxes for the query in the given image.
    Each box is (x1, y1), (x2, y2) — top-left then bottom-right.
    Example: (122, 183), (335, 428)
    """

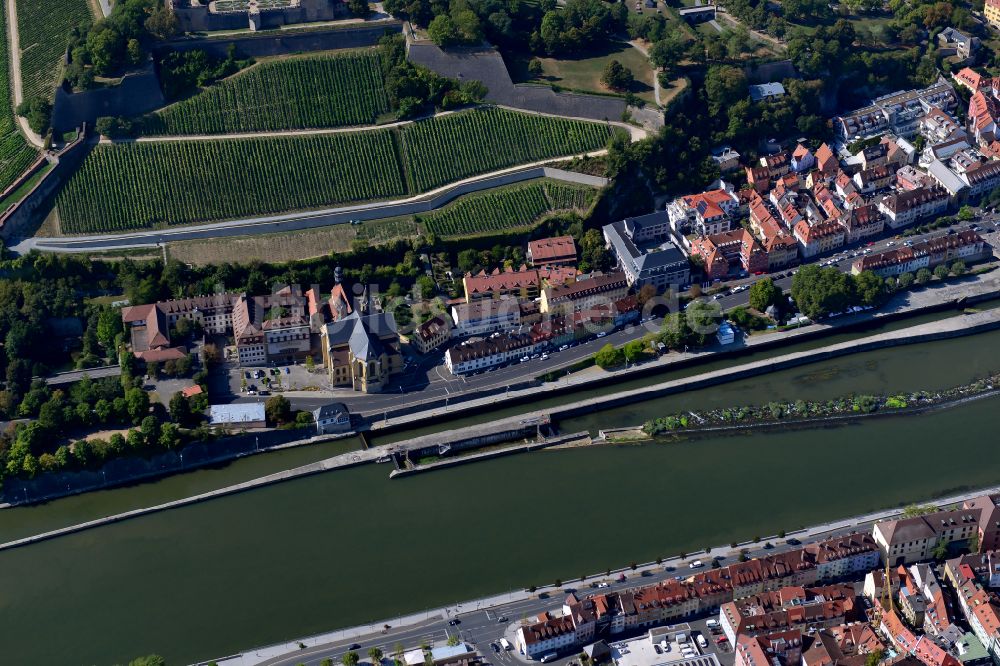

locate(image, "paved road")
(12, 165), (609, 254)
(220, 216), (1000, 418)
(235, 487), (978, 666)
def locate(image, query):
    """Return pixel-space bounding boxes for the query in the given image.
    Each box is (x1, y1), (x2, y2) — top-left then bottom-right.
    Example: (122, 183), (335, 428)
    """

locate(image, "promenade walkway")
(7, 305), (1000, 555)
(211, 479), (1000, 666)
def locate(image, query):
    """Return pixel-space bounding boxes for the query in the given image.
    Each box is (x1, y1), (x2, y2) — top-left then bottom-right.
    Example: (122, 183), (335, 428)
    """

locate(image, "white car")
(596, 332), (607, 338)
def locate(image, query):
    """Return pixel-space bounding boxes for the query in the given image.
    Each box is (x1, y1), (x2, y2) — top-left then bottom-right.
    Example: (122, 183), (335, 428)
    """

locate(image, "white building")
(451, 298), (521, 338)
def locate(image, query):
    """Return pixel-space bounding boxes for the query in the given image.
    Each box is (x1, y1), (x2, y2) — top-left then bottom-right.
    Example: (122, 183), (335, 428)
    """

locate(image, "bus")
(541, 653), (559, 663)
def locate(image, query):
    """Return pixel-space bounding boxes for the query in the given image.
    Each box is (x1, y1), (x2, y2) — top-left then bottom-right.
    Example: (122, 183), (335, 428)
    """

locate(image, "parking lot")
(227, 363), (326, 397)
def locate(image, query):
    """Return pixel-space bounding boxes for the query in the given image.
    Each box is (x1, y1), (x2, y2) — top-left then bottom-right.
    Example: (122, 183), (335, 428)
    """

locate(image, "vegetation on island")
(641, 372), (1000, 436)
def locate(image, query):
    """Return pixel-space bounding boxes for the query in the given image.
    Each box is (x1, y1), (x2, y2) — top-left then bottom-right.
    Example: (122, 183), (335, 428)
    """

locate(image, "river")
(3, 323), (1000, 665)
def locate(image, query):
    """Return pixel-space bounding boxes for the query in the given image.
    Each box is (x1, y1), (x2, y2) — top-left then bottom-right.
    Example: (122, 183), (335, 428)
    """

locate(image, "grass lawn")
(508, 41), (658, 105)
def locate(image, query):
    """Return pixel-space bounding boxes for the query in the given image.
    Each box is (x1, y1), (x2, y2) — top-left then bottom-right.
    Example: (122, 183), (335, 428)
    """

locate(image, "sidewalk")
(211, 480), (1000, 666)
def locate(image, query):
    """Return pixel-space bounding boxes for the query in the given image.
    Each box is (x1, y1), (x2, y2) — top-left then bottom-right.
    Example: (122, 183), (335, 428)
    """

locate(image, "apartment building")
(737, 630), (803, 666)
(603, 214), (691, 290)
(987, 0), (1000, 30)
(517, 613), (578, 660)
(667, 188), (742, 236)
(794, 220), (846, 258)
(540, 272), (629, 315)
(444, 329), (545, 374)
(463, 267), (541, 302)
(719, 584), (859, 645)
(877, 187), (950, 229)
(833, 77), (958, 140)
(451, 298), (521, 337)
(873, 508), (980, 565)
(881, 607), (962, 666)
(964, 495), (1000, 553)
(690, 229), (768, 281)
(841, 204), (885, 244)
(851, 230), (987, 277)
(802, 625), (885, 666)
(412, 314), (451, 354)
(528, 236), (578, 267)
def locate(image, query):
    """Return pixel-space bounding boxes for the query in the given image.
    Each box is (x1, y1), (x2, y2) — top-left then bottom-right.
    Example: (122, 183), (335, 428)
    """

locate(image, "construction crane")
(873, 560), (897, 628)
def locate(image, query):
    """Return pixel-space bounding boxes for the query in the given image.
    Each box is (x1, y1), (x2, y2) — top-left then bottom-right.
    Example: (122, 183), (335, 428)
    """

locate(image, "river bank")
(367, 268), (1000, 437)
(4, 308), (999, 552)
(5, 326), (1000, 664)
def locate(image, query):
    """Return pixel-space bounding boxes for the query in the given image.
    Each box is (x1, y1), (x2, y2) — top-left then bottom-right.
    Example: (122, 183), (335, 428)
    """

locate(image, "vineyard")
(0, 5), (37, 193)
(421, 180), (598, 239)
(16, 0), (91, 101)
(400, 107), (617, 192)
(141, 50), (391, 136)
(57, 108), (618, 233)
(56, 132), (406, 233)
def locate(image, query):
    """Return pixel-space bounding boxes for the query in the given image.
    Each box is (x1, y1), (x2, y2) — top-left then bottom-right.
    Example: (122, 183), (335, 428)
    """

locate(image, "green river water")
(4, 316), (1000, 665)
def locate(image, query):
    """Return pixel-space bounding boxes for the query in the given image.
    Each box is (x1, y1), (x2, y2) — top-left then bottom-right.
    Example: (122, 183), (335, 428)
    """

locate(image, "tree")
(344, 651), (360, 666)
(748, 278), (782, 312)
(637, 283), (658, 305)
(931, 537), (949, 561)
(594, 343), (624, 369)
(96, 307), (122, 348)
(447, 635), (460, 647)
(128, 656), (167, 666)
(369, 647), (384, 665)
(428, 14), (460, 46)
(898, 272), (915, 289)
(902, 503), (939, 518)
(623, 339), (645, 363)
(601, 60), (633, 91)
(16, 96), (52, 134)
(265, 395), (292, 425)
(145, 5), (179, 40)
(969, 531), (980, 554)
(853, 271), (886, 307)
(125, 387), (150, 424)
(704, 65), (747, 117)
(169, 391), (192, 426)
(957, 205), (975, 221)
(348, 0), (371, 16)
(864, 650), (884, 666)
(915, 268), (933, 284)
(934, 264), (951, 279)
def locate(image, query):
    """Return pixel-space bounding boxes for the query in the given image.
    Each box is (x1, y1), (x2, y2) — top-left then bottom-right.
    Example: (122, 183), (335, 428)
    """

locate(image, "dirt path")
(108, 105), (647, 144)
(4, 0), (43, 147)
(628, 39), (661, 107)
(717, 10), (787, 52)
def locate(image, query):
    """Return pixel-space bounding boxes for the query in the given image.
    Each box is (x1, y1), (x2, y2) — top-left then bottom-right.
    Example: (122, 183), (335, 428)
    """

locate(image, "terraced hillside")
(0, 4), (37, 192)
(421, 180), (598, 239)
(140, 50), (392, 136)
(56, 108), (618, 233)
(400, 107), (617, 192)
(57, 132), (406, 232)
(16, 0), (91, 101)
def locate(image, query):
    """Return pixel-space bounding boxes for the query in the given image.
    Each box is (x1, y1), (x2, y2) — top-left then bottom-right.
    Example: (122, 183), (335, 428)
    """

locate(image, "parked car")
(596, 332), (607, 338)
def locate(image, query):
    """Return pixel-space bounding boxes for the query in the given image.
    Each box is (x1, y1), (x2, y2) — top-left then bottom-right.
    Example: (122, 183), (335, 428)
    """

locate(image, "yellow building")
(539, 272), (629, 315)
(320, 312), (402, 393)
(988, 0), (1000, 29)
